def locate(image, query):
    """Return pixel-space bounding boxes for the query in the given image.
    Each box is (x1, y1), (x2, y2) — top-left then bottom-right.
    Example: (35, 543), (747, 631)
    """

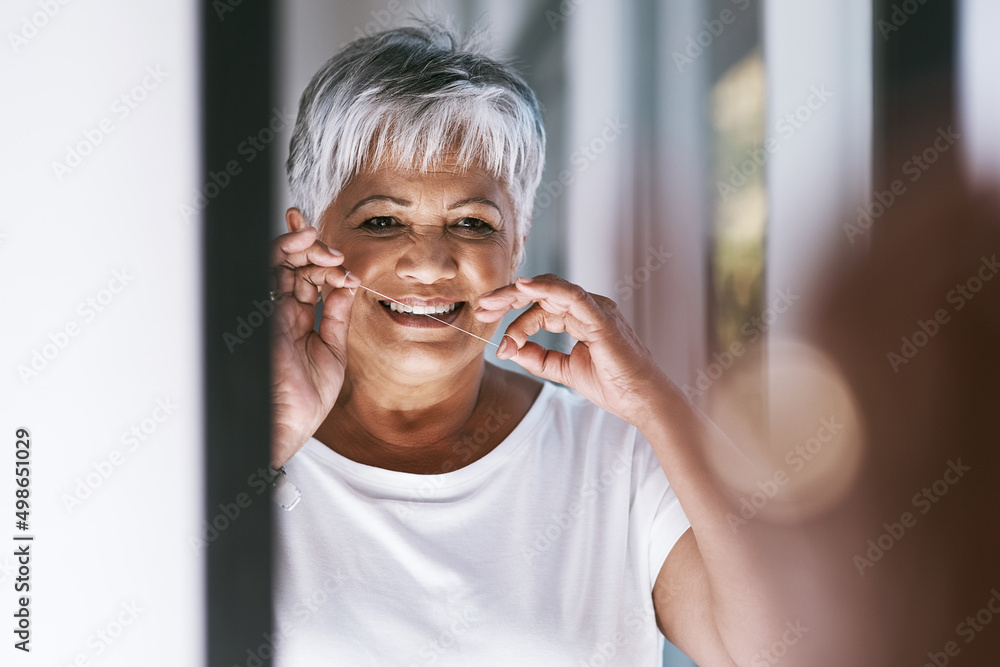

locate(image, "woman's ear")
(285, 207), (307, 233)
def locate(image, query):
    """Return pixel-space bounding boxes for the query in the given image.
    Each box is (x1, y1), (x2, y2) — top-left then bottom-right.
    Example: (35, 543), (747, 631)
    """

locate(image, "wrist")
(625, 370), (686, 433)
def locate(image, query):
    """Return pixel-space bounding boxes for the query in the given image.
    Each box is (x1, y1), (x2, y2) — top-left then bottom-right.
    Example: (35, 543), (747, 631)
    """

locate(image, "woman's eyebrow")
(448, 197), (501, 214)
(347, 194), (412, 216)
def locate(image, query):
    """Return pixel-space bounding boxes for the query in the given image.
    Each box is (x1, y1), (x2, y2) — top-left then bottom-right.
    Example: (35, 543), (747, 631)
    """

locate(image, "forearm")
(633, 373), (779, 663)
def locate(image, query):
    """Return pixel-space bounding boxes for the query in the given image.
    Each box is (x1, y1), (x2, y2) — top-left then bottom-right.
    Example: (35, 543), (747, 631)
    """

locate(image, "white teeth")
(383, 301), (459, 316)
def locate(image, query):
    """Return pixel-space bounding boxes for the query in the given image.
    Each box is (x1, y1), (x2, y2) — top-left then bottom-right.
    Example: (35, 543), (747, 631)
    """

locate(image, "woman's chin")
(364, 339), (484, 380)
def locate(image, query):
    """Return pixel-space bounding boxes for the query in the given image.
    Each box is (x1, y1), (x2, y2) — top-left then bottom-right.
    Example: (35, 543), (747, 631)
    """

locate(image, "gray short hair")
(285, 23), (546, 252)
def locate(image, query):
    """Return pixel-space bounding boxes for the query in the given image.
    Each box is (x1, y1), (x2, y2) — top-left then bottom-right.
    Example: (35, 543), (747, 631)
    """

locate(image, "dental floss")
(354, 284), (500, 348)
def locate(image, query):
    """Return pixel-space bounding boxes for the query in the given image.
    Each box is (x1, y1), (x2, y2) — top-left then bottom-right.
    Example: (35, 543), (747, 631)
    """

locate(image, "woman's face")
(317, 159), (521, 380)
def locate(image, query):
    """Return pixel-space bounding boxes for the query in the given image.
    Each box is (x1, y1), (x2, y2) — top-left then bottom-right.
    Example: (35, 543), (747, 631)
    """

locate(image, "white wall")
(1, 1), (203, 665)
(959, 0), (1000, 190)
(764, 0), (872, 335)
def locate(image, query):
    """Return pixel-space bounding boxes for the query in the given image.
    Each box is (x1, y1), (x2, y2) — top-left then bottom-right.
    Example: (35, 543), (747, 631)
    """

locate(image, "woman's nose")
(394, 231), (458, 284)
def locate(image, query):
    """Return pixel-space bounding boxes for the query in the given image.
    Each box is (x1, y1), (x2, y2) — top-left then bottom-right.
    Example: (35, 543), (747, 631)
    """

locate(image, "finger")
(272, 264), (297, 299)
(477, 283), (533, 308)
(497, 304), (568, 360)
(511, 276), (595, 316)
(283, 242), (345, 270)
(271, 284), (310, 339)
(479, 274), (599, 317)
(476, 283), (518, 303)
(474, 293), (519, 322)
(510, 277), (615, 343)
(271, 230), (345, 269)
(474, 283), (539, 322)
(270, 226), (316, 264)
(503, 340), (573, 385)
(479, 275), (609, 339)
(317, 283), (355, 360)
(294, 264), (359, 304)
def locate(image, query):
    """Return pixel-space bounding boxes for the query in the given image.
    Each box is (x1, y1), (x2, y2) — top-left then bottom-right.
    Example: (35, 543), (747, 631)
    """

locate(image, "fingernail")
(328, 246), (343, 257)
(344, 271), (361, 287)
(480, 289), (495, 298)
(517, 276), (533, 284)
(498, 335), (518, 359)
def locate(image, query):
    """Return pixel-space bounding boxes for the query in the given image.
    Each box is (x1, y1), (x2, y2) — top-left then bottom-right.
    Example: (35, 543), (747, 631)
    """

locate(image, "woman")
(271, 23), (765, 666)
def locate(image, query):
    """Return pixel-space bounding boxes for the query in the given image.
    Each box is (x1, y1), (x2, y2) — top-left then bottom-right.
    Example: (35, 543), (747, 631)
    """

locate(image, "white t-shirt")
(273, 380), (691, 666)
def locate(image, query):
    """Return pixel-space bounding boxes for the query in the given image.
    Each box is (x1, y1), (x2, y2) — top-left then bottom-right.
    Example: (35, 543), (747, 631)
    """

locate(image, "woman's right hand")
(270, 225), (359, 468)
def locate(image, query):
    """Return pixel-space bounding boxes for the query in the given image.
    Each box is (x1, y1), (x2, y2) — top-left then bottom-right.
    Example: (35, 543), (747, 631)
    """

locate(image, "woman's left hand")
(475, 274), (668, 426)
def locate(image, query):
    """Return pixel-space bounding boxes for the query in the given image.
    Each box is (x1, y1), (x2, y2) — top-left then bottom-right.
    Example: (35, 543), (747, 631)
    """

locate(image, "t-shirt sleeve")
(629, 429), (692, 592)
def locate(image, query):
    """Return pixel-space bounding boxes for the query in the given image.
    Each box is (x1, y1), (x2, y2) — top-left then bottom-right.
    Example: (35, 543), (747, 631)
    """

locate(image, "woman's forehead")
(343, 161), (512, 211)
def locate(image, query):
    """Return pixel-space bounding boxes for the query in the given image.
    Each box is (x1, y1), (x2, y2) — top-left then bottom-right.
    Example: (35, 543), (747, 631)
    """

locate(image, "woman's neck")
(313, 357), (539, 474)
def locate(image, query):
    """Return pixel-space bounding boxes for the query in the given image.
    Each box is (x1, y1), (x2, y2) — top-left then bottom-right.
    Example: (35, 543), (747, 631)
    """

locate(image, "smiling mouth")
(379, 301), (463, 316)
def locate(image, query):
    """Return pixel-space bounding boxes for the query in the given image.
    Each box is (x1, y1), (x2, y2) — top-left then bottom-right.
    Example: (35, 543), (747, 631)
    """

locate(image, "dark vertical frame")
(872, 0), (956, 226)
(201, 1), (275, 665)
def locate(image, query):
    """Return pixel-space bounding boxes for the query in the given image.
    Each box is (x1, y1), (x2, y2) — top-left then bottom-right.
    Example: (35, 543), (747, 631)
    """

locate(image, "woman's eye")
(455, 217), (494, 233)
(359, 216), (397, 230)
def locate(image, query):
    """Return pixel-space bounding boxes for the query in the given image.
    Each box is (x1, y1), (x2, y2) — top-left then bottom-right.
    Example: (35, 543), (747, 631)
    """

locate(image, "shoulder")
(516, 377), (640, 464)
(544, 381), (634, 436)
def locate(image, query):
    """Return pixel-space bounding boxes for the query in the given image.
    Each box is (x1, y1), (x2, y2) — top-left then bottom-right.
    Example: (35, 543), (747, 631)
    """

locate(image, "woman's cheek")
(344, 241), (394, 282)
(471, 239), (515, 282)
